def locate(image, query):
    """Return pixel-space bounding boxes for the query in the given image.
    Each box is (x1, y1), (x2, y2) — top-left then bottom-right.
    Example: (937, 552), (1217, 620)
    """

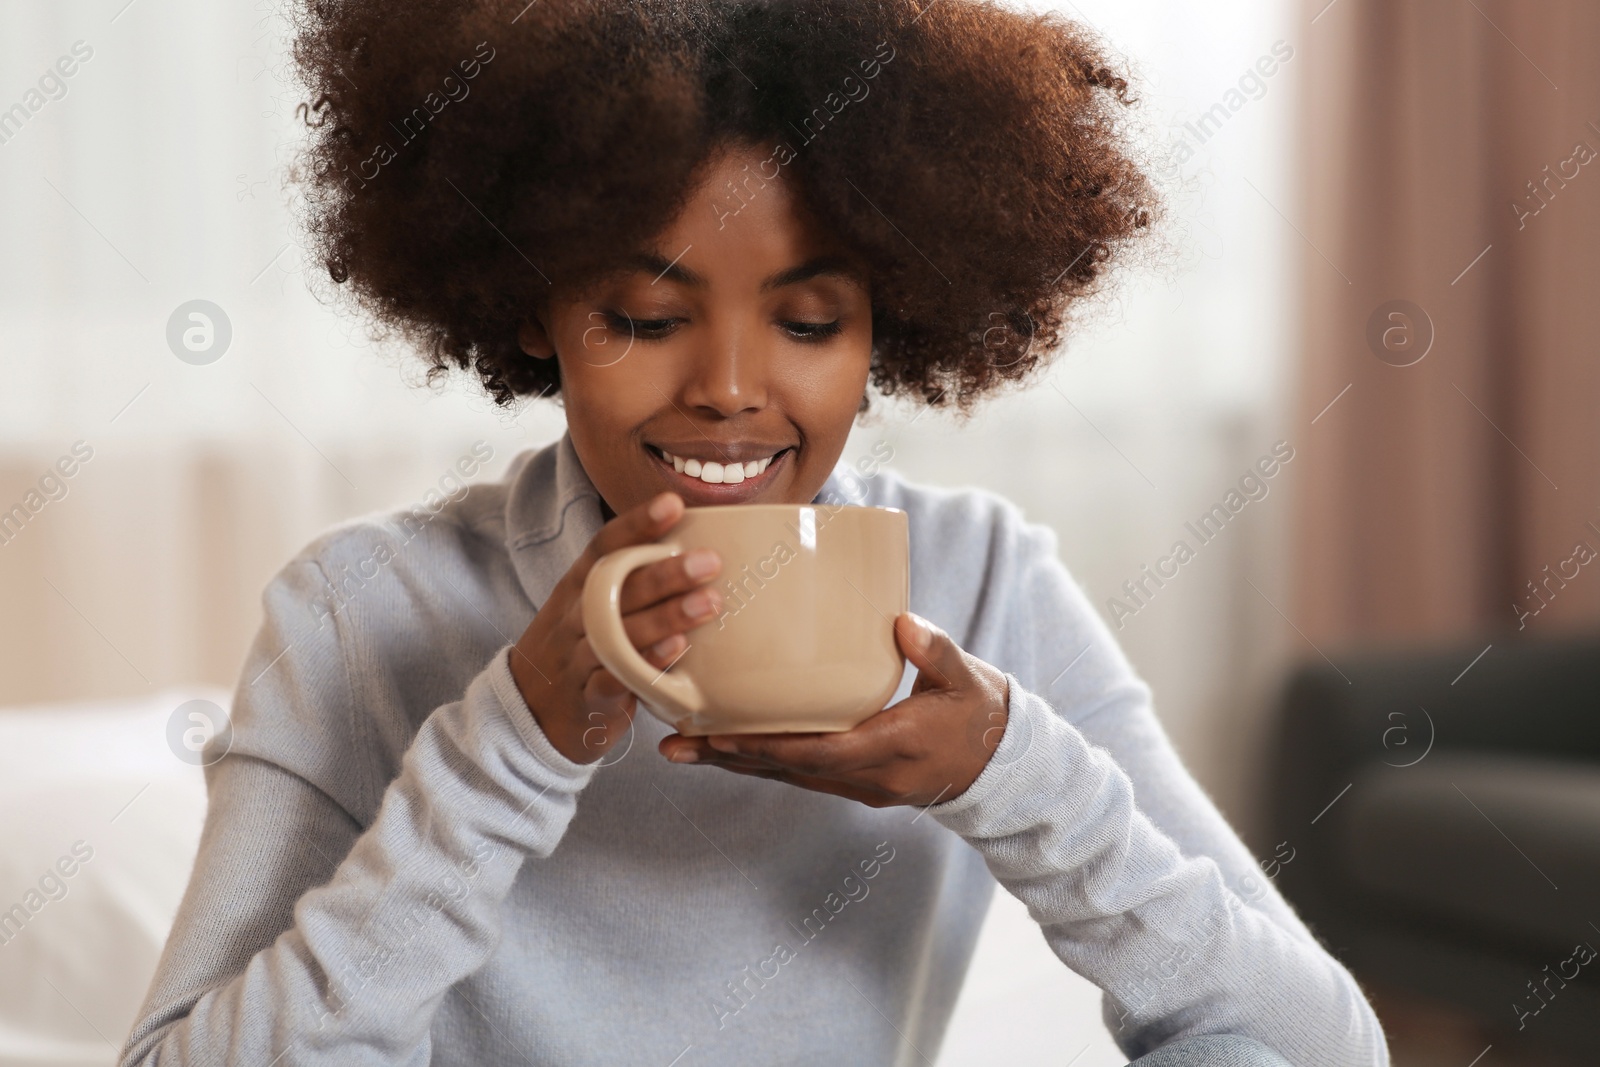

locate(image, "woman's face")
(519, 141), (874, 517)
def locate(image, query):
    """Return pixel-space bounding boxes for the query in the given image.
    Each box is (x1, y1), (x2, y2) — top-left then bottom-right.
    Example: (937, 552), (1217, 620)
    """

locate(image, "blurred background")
(1, 0), (1596, 1064)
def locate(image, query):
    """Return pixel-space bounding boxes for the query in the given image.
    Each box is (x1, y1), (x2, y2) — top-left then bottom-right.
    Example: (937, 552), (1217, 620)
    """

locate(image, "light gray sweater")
(119, 430), (1388, 1066)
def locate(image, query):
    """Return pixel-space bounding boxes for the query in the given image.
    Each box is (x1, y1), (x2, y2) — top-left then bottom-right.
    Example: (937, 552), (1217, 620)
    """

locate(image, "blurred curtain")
(1294, 0), (1600, 643)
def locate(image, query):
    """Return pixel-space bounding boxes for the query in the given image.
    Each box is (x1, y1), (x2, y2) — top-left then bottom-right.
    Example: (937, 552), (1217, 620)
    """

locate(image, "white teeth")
(659, 449), (780, 484)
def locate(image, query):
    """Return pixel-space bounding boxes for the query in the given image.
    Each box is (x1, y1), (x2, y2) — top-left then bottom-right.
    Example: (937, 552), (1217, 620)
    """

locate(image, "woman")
(120, 1), (1388, 1063)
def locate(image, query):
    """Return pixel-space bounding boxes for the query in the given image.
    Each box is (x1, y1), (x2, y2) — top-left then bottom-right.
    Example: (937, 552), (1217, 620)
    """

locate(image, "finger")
(658, 735), (905, 806)
(641, 631), (690, 669)
(562, 563), (716, 664)
(895, 612), (967, 693)
(617, 547), (721, 615)
(570, 491), (685, 585)
(660, 734), (815, 769)
(659, 734), (769, 768)
(617, 585), (723, 651)
(699, 723), (893, 778)
(572, 632), (689, 691)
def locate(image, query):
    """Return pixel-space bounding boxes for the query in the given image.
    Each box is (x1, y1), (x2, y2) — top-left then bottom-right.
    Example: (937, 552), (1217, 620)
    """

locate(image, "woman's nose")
(681, 321), (768, 418)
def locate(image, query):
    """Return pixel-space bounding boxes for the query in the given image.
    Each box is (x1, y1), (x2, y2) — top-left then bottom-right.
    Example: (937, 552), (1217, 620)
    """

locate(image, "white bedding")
(0, 689), (221, 1067)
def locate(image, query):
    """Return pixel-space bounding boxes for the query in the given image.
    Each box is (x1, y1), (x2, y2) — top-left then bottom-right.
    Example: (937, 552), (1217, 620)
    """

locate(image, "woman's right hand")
(508, 491), (723, 765)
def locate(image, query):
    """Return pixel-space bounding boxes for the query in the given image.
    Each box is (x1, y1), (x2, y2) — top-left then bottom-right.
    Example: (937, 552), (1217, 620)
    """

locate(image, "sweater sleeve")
(118, 558), (597, 1066)
(921, 501), (1390, 1066)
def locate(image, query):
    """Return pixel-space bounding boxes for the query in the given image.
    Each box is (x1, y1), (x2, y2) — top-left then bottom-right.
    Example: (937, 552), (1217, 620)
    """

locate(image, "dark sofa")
(1267, 626), (1600, 1058)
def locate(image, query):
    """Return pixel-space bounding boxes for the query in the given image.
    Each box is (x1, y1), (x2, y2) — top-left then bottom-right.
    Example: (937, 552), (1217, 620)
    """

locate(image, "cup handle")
(580, 543), (707, 722)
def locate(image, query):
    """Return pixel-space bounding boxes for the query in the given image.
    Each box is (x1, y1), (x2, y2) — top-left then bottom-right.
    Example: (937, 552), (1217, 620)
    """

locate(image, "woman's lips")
(647, 445), (791, 504)
(659, 446), (779, 483)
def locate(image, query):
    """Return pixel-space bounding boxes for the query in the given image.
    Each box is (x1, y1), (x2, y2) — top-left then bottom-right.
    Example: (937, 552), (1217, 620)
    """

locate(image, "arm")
(927, 506), (1389, 1064)
(121, 489), (718, 1064)
(927, 677), (1386, 1063)
(118, 558), (598, 1066)
(650, 487), (1388, 1062)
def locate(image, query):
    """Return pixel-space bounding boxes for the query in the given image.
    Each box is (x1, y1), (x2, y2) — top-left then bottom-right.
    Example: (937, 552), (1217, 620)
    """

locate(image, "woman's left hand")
(657, 612), (1011, 808)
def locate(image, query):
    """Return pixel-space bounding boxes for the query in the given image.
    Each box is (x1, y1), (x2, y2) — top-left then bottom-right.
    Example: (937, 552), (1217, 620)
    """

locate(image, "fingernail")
(650, 634), (685, 659)
(685, 589), (718, 619)
(907, 612), (934, 652)
(707, 736), (738, 754)
(684, 549), (719, 579)
(649, 494), (677, 523)
(668, 747), (698, 763)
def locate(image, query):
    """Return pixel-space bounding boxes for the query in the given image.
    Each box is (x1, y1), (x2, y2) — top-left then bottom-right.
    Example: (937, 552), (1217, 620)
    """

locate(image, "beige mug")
(581, 503), (909, 736)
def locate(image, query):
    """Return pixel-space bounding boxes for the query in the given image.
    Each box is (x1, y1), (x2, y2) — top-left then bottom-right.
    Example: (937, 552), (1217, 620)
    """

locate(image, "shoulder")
(264, 443), (532, 674)
(233, 447), (530, 819)
(837, 462), (1063, 647)
(843, 461), (1145, 716)
(843, 461), (1059, 570)
(281, 442), (515, 593)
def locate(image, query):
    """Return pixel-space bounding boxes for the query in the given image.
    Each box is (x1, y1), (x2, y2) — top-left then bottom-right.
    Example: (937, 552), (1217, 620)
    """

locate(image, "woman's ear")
(518, 319), (556, 359)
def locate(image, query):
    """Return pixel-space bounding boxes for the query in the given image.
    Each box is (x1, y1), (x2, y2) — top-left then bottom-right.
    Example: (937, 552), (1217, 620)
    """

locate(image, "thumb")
(895, 612), (964, 693)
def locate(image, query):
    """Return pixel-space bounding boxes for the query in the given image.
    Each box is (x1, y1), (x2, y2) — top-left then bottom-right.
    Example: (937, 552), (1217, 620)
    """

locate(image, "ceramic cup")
(581, 503), (909, 736)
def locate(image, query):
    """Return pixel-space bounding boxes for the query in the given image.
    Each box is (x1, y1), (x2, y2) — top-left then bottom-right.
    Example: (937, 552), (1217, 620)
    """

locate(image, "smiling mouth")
(646, 445), (793, 487)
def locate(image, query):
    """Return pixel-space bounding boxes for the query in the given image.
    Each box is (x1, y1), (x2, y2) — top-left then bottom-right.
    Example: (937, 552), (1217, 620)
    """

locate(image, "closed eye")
(781, 321), (843, 342)
(602, 311), (676, 338)
(601, 311), (843, 343)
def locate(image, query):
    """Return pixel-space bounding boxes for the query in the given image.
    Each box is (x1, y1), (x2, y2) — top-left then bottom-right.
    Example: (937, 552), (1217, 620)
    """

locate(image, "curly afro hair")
(290, 0), (1158, 414)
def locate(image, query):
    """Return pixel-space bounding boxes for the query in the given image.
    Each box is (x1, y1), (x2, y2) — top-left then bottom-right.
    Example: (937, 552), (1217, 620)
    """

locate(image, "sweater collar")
(502, 428), (858, 610)
(503, 430), (606, 612)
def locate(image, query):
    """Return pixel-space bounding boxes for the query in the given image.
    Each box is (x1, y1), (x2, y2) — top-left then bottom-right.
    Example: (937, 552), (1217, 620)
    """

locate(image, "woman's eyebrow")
(623, 251), (864, 292)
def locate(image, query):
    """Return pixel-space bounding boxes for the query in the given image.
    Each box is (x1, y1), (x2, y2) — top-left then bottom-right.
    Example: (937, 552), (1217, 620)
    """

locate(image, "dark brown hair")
(290, 0), (1158, 413)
